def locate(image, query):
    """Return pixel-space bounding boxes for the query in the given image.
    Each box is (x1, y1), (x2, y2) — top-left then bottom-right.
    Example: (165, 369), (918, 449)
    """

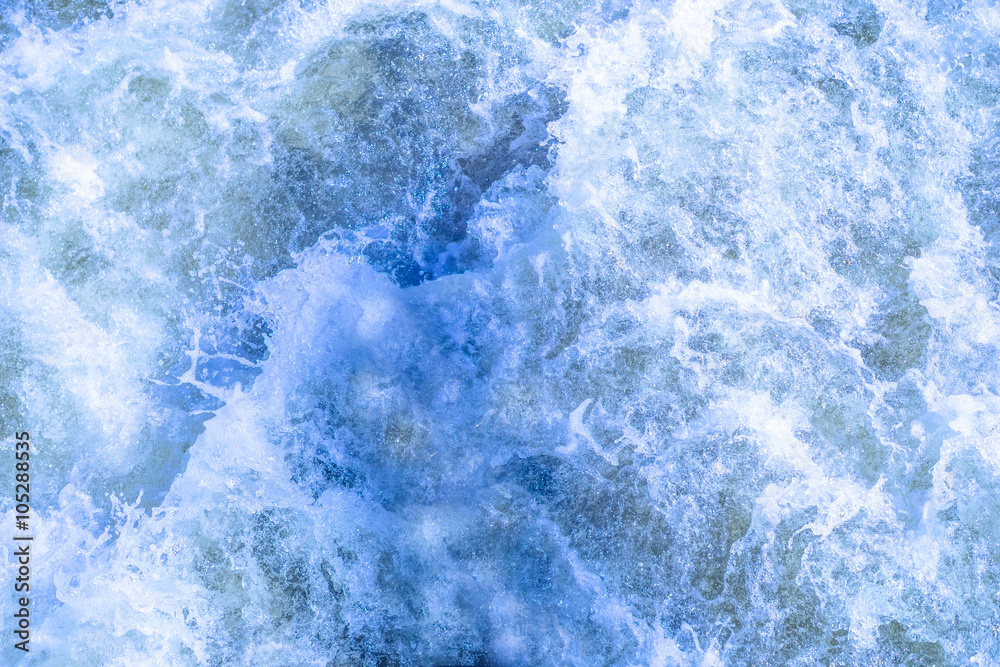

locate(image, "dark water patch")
(0, 12), (18, 52)
(497, 435), (760, 643)
(273, 11), (566, 286)
(149, 381), (225, 413)
(0, 130), (47, 226)
(117, 410), (215, 508)
(722, 508), (834, 664)
(289, 446), (365, 500)
(832, 0), (883, 49)
(876, 620), (951, 667)
(211, 0), (285, 36)
(0, 321), (28, 446)
(14, 0), (114, 30)
(859, 268), (931, 382)
(960, 129), (1000, 295)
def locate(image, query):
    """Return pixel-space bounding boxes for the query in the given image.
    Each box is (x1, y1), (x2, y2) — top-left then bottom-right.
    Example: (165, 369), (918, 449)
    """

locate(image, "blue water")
(1, 0), (999, 664)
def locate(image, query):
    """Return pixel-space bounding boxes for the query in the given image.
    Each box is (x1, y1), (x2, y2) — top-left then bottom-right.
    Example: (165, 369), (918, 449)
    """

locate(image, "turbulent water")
(2, 0), (1000, 664)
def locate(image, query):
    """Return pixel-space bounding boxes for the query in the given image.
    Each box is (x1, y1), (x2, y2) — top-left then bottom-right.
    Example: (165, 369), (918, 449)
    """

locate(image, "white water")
(1, 0), (999, 664)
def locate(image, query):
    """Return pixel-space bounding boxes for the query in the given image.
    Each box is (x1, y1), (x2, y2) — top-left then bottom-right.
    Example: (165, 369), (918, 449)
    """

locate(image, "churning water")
(0, 0), (998, 663)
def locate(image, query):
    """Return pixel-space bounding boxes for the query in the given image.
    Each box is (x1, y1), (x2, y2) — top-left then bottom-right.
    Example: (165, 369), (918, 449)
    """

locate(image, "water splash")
(2, 0), (1000, 664)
